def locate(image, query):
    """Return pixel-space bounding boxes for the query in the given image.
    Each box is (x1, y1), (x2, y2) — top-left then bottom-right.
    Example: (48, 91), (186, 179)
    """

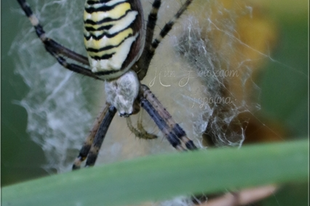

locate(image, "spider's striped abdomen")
(84, 0), (145, 80)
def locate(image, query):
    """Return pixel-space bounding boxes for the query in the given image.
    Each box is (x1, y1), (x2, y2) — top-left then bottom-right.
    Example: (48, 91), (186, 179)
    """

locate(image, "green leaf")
(2, 140), (308, 206)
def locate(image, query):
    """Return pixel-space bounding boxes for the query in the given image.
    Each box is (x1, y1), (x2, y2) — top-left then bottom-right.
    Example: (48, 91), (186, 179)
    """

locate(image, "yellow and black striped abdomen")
(84, 0), (144, 79)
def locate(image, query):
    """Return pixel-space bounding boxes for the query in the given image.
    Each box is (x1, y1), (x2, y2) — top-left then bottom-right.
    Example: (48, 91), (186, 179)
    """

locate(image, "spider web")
(10, 0), (276, 205)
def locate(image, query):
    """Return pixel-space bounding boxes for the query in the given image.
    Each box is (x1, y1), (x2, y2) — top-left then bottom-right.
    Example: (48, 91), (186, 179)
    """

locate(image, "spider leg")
(139, 84), (197, 151)
(145, 0), (161, 47)
(135, 0), (161, 80)
(137, 0), (193, 80)
(47, 50), (102, 80)
(140, 97), (185, 151)
(17, 0), (101, 80)
(85, 105), (117, 167)
(72, 104), (116, 170)
(151, 0), (193, 52)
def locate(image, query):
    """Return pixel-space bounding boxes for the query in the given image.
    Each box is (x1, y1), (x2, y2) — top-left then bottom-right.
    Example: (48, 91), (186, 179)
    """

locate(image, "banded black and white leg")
(72, 104), (116, 169)
(135, 0), (160, 79)
(137, 0), (193, 80)
(150, 0), (193, 54)
(16, 0), (101, 80)
(140, 85), (197, 151)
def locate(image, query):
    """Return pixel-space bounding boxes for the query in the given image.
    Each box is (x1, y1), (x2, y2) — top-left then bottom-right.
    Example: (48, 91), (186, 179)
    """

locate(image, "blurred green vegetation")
(259, 15), (308, 137)
(2, 140), (308, 206)
(256, 1), (309, 205)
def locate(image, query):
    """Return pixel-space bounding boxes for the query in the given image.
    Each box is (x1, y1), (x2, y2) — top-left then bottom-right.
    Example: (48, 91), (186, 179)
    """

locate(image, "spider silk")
(11, 0), (276, 205)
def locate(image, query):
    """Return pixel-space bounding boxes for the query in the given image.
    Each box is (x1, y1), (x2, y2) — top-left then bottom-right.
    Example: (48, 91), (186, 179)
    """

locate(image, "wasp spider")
(17, 0), (198, 170)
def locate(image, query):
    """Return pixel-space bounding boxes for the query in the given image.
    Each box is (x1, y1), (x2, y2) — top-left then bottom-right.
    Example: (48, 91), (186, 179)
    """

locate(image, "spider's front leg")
(137, 0), (194, 80)
(16, 0), (101, 80)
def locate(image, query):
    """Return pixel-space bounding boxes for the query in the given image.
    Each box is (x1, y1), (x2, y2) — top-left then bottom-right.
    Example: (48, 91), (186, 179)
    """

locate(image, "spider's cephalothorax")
(17, 0), (197, 170)
(84, 0), (146, 116)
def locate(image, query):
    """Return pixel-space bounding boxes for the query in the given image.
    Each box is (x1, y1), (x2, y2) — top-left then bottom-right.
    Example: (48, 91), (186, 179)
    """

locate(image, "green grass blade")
(2, 140), (308, 206)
